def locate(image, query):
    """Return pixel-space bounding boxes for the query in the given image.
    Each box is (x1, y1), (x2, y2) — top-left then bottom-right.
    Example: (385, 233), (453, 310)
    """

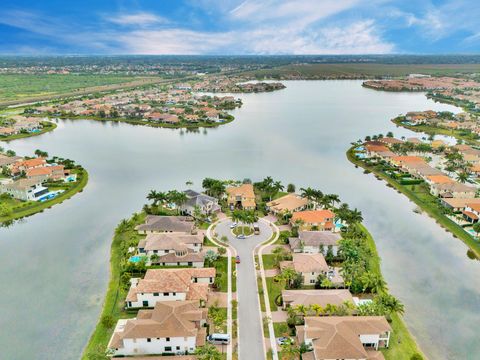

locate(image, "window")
(310, 279), (315, 284)
(166, 337), (170, 342)
(163, 292), (169, 296)
(176, 346), (180, 350)
(165, 346), (172, 352)
(147, 338), (151, 342)
(188, 262), (193, 266)
(142, 300), (148, 307)
(153, 292), (159, 296)
(165, 249), (169, 253)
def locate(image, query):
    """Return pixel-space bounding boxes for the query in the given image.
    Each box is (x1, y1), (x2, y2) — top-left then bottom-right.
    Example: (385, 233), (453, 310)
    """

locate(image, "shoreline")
(346, 146), (480, 259)
(0, 121), (57, 142)
(0, 168), (89, 224)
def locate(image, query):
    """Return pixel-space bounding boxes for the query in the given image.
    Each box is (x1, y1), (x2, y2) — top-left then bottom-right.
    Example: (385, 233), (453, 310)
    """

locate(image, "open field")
(0, 74), (168, 106)
(248, 63), (480, 79)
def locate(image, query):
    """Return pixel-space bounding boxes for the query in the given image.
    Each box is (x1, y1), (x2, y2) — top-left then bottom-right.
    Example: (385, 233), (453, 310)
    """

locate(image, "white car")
(230, 222), (237, 229)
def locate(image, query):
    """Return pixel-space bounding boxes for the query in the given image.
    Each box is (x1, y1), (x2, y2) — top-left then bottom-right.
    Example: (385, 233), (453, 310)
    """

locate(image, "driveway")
(215, 219), (273, 360)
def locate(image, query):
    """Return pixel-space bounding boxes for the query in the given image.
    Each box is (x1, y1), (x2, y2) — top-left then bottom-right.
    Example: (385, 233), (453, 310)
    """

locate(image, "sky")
(0, 0), (479, 55)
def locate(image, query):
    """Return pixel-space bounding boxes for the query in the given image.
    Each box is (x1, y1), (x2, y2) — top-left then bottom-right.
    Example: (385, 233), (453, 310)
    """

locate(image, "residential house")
(179, 190), (220, 216)
(26, 165), (68, 181)
(430, 182), (476, 199)
(289, 231), (341, 256)
(125, 268), (215, 308)
(0, 178), (48, 201)
(138, 233), (205, 267)
(297, 316), (391, 360)
(266, 193), (309, 215)
(463, 203), (480, 224)
(135, 216), (195, 235)
(108, 301), (207, 357)
(290, 210), (335, 231)
(11, 157), (47, 175)
(280, 253), (329, 286)
(441, 197), (480, 212)
(226, 183), (256, 210)
(282, 289), (354, 310)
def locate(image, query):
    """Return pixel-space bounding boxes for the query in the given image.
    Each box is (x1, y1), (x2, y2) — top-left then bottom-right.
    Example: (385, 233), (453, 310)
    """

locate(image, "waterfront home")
(0, 154), (22, 167)
(125, 268), (215, 308)
(441, 197), (480, 212)
(402, 162), (443, 178)
(226, 183), (256, 210)
(378, 137), (403, 145)
(0, 178), (48, 201)
(135, 215), (195, 235)
(281, 289), (354, 310)
(430, 182), (476, 199)
(26, 165), (69, 181)
(290, 210), (335, 231)
(280, 253), (329, 285)
(297, 316), (391, 360)
(463, 203), (480, 223)
(424, 175), (455, 186)
(138, 233), (205, 267)
(108, 301), (207, 357)
(179, 190), (221, 216)
(266, 193), (309, 215)
(11, 157), (47, 175)
(289, 231), (341, 255)
(389, 155), (425, 167)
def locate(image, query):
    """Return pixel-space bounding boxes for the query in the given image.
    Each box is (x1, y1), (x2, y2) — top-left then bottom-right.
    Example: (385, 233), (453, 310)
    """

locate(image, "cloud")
(106, 12), (168, 26)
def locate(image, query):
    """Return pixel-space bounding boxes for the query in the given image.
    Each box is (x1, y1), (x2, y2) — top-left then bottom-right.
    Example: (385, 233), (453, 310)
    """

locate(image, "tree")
(208, 303), (227, 332)
(310, 304), (324, 316)
(34, 149), (48, 158)
(456, 171), (469, 183)
(386, 131), (394, 138)
(287, 183), (296, 193)
(374, 293), (404, 315)
(101, 315), (115, 328)
(204, 250), (219, 265)
(0, 203), (13, 217)
(280, 341), (301, 360)
(150, 253), (159, 264)
(473, 222), (480, 236)
(410, 353), (424, 360)
(195, 344), (222, 360)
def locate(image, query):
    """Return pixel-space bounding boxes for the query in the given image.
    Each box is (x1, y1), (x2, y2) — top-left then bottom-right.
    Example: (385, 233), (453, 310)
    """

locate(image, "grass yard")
(232, 225), (253, 236)
(212, 256), (237, 292)
(265, 277), (285, 311)
(273, 322), (290, 337)
(262, 254), (278, 270)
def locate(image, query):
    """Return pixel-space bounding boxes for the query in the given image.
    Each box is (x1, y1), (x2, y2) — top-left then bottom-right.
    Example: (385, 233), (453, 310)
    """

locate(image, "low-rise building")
(0, 178), (48, 201)
(135, 215), (195, 235)
(108, 301), (207, 357)
(138, 233), (205, 267)
(297, 316), (391, 360)
(280, 253), (329, 285)
(266, 193), (309, 215)
(430, 182), (476, 199)
(125, 268), (215, 308)
(226, 183), (256, 210)
(180, 190), (221, 216)
(289, 231), (341, 255)
(290, 210), (335, 231)
(282, 289), (354, 309)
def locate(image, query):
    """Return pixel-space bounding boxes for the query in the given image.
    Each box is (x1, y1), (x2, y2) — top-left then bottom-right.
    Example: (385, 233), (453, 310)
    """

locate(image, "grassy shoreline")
(48, 114), (234, 129)
(0, 121), (57, 142)
(347, 146), (480, 258)
(0, 168), (88, 223)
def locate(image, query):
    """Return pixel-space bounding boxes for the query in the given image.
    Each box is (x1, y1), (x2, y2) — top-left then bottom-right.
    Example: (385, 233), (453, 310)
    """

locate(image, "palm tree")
(457, 171), (469, 183)
(300, 187), (317, 208)
(147, 190), (159, 206)
(310, 304), (324, 316)
(277, 267), (298, 288)
(293, 304), (308, 317)
(195, 344), (222, 360)
(186, 180), (193, 187)
(280, 342), (300, 360)
(326, 194), (340, 208)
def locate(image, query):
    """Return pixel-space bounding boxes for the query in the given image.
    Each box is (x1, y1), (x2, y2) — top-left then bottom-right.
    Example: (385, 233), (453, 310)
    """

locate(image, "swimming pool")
(129, 255), (147, 263)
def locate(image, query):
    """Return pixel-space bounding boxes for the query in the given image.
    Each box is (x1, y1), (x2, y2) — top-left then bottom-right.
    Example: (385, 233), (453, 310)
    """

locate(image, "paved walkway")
(215, 218), (273, 360)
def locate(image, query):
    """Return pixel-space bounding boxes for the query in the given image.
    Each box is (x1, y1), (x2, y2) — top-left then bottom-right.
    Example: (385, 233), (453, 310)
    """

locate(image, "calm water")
(1, 80), (478, 360)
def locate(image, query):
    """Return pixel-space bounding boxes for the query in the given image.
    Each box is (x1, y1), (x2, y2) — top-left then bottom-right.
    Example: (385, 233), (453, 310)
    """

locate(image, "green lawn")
(232, 225), (253, 236)
(265, 277), (285, 311)
(273, 322), (290, 337)
(262, 254), (278, 270)
(82, 213), (146, 360)
(0, 168), (88, 223)
(383, 313), (424, 360)
(212, 256), (236, 292)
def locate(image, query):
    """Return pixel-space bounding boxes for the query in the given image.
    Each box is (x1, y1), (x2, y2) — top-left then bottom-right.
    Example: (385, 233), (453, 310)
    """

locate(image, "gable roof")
(291, 210), (335, 224)
(135, 215), (194, 233)
(282, 289), (353, 307)
(267, 193), (309, 213)
(281, 253), (328, 273)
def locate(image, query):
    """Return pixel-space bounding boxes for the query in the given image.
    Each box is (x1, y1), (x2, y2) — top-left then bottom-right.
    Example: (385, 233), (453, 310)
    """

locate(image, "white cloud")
(107, 12), (168, 26)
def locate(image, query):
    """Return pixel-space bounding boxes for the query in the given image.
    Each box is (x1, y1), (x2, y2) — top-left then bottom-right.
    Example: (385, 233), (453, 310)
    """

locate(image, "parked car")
(208, 333), (230, 345)
(276, 337), (293, 346)
(230, 222), (237, 229)
(235, 255), (241, 264)
(253, 224), (260, 235)
(236, 234), (246, 239)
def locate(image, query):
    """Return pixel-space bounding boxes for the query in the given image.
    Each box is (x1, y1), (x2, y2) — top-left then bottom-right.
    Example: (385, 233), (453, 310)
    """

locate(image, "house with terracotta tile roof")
(441, 197), (480, 212)
(135, 215), (195, 235)
(138, 233), (205, 267)
(280, 253), (329, 285)
(297, 316), (391, 360)
(125, 268), (215, 308)
(463, 203), (480, 223)
(26, 165), (68, 181)
(290, 210), (335, 231)
(108, 300), (207, 357)
(424, 175), (455, 186)
(430, 182), (476, 199)
(266, 193), (309, 215)
(226, 183), (256, 210)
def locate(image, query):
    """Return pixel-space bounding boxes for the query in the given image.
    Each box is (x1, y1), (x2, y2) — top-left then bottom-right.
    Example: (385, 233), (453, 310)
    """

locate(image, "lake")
(1, 80), (478, 360)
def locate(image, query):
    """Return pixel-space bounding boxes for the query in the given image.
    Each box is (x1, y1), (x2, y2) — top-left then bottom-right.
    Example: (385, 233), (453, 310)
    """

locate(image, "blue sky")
(0, 0), (479, 55)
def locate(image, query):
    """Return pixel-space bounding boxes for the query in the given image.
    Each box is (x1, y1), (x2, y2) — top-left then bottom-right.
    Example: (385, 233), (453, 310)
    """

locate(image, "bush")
(410, 354), (423, 360)
(218, 247), (226, 255)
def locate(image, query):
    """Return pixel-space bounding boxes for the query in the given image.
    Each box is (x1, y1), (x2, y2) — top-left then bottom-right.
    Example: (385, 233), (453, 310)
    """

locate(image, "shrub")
(101, 315), (115, 329)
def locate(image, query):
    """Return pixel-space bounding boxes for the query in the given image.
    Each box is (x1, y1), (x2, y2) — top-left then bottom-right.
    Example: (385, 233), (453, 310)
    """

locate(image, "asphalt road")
(215, 219), (273, 360)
